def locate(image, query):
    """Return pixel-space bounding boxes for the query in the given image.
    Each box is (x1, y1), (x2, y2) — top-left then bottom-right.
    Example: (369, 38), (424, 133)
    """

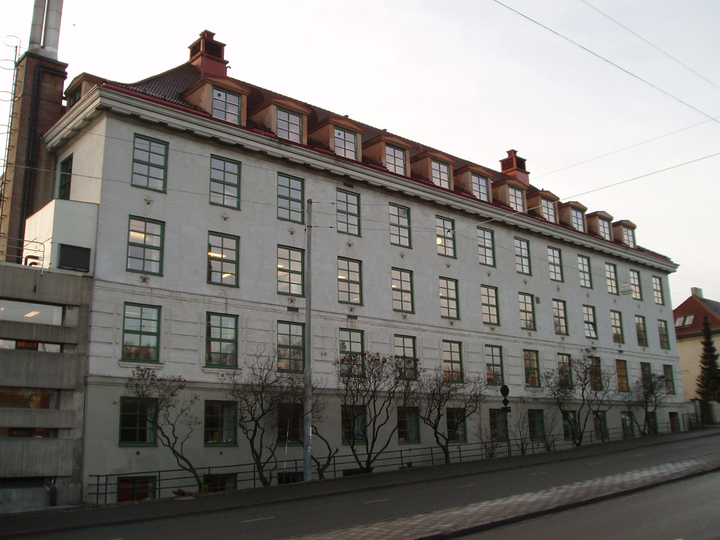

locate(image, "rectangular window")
(391, 268), (414, 313)
(489, 409), (508, 441)
(389, 204), (411, 247)
(605, 263), (618, 294)
(203, 474), (237, 493)
(481, 285), (500, 325)
(578, 255), (592, 288)
(209, 156), (241, 209)
(477, 227), (495, 266)
(277, 322), (304, 373)
(508, 187), (524, 212)
(664, 365), (675, 394)
(652, 276), (665, 305)
(334, 128), (357, 159)
(277, 174), (304, 223)
(341, 405), (366, 444)
(386, 145), (405, 175)
(206, 313), (238, 367)
(0, 388), (59, 409)
(621, 411), (634, 438)
(590, 357), (602, 390)
(552, 299), (568, 335)
(635, 315), (648, 346)
(397, 407), (420, 443)
(119, 397), (156, 446)
(117, 476), (156, 503)
(641, 362), (652, 383)
(436, 216), (455, 257)
(277, 246), (304, 296)
(514, 238), (531, 274)
(658, 320), (670, 349)
(598, 219), (612, 240)
(623, 227), (636, 248)
(583, 305), (597, 339)
(277, 108), (302, 142)
(563, 411), (577, 441)
(0, 299), (63, 326)
(58, 154), (72, 200)
(523, 350), (540, 387)
(616, 360), (629, 392)
(518, 293), (536, 330)
(336, 189), (360, 236)
(394, 335), (418, 380)
(472, 174), (489, 201)
(542, 199), (556, 223)
(594, 411), (607, 439)
(0, 340), (61, 352)
(548, 247), (563, 281)
(131, 135), (167, 191)
(629, 270), (642, 300)
(204, 401), (237, 445)
(122, 303), (160, 362)
(447, 408), (467, 442)
(278, 403), (303, 444)
(212, 88), (240, 124)
(431, 160), (450, 189)
(558, 354), (572, 387)
(442, 340), (463, 382)
(439, 277), (459, 319)
(338, 258), (362, 305)
(485, 345), (503, 386)
(339, 328), (364, 377)
(610, 310), (624, 343)
(528, 409), (545, 441)
(207, 233), (239, 287)
(571, 208), (585, 232)
(127, 217), (163, 275)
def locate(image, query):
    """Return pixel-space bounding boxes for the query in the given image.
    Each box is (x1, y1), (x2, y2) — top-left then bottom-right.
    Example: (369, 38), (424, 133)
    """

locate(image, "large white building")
(1, 24), (686, 508)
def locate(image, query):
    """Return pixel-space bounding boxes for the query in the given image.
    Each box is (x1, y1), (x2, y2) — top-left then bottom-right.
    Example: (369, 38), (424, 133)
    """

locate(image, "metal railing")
(0, 234), (45, 267)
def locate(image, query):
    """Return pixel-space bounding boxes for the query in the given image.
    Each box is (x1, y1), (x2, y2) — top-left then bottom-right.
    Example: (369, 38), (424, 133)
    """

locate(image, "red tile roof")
(673, 294), (720, 339)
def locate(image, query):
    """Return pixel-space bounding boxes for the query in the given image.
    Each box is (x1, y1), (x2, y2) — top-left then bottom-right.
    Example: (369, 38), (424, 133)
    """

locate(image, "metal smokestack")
(28, 0), (64, 60)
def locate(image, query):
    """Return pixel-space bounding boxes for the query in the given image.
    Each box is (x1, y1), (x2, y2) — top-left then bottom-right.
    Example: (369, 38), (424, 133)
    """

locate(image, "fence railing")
(0, 234), (45, 267)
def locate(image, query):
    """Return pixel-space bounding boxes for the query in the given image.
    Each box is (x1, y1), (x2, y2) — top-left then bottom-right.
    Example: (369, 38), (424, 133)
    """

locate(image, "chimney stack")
(500, 149), (529, 186)
(691, 287), (703, 298)
(28, 0), (64, 60)
(189, 31), (228, 77)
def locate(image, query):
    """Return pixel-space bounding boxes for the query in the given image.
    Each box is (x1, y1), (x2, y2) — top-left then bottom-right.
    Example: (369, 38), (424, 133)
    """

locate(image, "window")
(616, 360), (629, 392)
(541, 199), (556, 222)
(481, 285), (500, 325)
(442, 340), (463, 382)
(558, 354), (572, 387)
(278, 403), (303, 444)
(397, 407), (420, 443)
(436, 216), (455, 257)
(277, 322), (304, 372)
(209, 156), (241, 209)
(528, 410), (544, 441)
(0, 388), (59, 409)
(386, 145), (405, 175)
(339, 329), (364, 377)
(439, 277), (459, 319)
(277, 174), (304, 223)
(658, 320), (670, 349)
(563, 411), (577, 441)
(131, 135), (167, 191)
(212, 88), (240, 123)
(207, 233), (239, 287)
(477, 227), (495, 266)
(605, 263), (618, 294)
(127, 217), (163, 275)
(598, 219), (611, 240)
(389, 204), (411, 247)
(472, 174), (490, 201)
(117, 477), (156, 503)
(206, 313), (238, 367)
(0, 299), (63, 325)
(629, 270), (642, 300)
(571, 208), (585, 232)
(391, 268), (414, 313)
(590, 357), (602, 390)
(664, 365), (675, 394)
(277, 108), (301, 142)
(334, 128), (357, 159)
(203, 474), (237, 493)
(675, 315), (695, 327)
(610, 311), (624, 343)
(0, 340), (61, 352)
(583, 305), (597, 339)
(447, 408), (467, 442)
(623, 227), (636, 248)
(337, 189), (360, 236)
(489, 409), (508, 441)
(578, 255), (592, 288)
(485, 345), (504, 386)
(395, 335), (418, 380)
(341, 405), (366, 444)
(652, 276), (665, 305)
(277, 246), (304, 296)
(621, 411), (634, 438)
(508, 187), (524, 212)
(204, 401), (237, 445)
(594, 411), (607, 439)
(518, 293), (535, 330)
(635, 315), (648, 346)
(514, 238), (531, 274)
(552, 299), (568, 335)
(523, 350), (540, 387)
(119, 397), (156, 446)
(122, 303), (160, 362)
(431, 160), (450, 189)
(58, 154), (72, 200)
(337, 258), (362, 305)
(647, 411), (658, 435)
(640, 362), (652, 383)
(548, 247), (563, 281)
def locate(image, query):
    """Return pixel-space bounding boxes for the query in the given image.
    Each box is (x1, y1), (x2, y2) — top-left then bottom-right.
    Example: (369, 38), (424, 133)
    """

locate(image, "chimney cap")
(691, 287), (704, 298)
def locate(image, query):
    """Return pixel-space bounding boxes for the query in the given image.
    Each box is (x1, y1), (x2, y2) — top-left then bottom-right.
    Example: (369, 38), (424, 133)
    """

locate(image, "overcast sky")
(1, 0), (719, 308)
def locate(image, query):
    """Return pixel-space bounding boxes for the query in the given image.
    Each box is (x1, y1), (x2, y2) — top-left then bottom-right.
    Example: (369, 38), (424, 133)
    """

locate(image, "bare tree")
(542, 408), (561, 452)
(620, 373), (668, 436)
(124, 367), (202, 492)
(509, 398), (530, 455)
(309, 388), (338, 480)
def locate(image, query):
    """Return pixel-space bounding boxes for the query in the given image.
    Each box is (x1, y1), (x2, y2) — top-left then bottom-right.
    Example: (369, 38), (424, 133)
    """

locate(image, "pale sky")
(1, 0), (719, 308)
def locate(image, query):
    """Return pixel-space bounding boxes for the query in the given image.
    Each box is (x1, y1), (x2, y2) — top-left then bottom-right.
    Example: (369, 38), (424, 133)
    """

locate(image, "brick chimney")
(500, 149), (529, 186)
(189, 31), (228, 77)
(691, 287), (704, 298)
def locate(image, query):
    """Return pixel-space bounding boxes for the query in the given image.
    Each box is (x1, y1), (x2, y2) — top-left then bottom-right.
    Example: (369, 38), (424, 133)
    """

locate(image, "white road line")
(364, 498), (389, 504)
(241, 516), (276, 523)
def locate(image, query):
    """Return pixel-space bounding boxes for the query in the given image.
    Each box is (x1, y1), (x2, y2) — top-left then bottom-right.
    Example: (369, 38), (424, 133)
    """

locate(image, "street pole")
(303, 199), (313, 481)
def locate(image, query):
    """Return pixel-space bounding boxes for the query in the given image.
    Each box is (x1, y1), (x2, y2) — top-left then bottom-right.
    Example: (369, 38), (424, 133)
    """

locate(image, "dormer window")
(212, 88), (240, 124)
(541, 199), (556, 223)
(571, 208), (585, 232)
(623, 227), (636, 248)
(598, 219), (611, 240)
(472, 174), (490, 201)
(509, 186), (525, 212)
(277, 108), (302, 142)
(432, 160), (450, 189)
(334, 128), (357, 159)
(386, 145), (406, 175)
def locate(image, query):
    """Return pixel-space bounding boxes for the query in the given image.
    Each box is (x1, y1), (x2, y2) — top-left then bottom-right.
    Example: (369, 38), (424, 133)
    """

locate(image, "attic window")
(472, 174), (489, 202)
(431, 161), (450, 189)
(212, 88), (240, 124)
(571, 208), (585, 232)
(277, 109), (302, 143)
(623, 227), (636, 248)
(598, 219), (611, 240)
(675, 315), (694, 327)
(334, 128), (357, 159)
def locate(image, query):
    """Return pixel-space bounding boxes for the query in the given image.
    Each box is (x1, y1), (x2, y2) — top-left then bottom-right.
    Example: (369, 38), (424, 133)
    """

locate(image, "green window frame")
(386, 145), (406, 175)
(339, 328), (364, 377)
(334, 127), (357, 159)
(278, 402), (303, 444)
(436, 216), (455, 258)
(117, 476), (156, 503)
(431, 160), (450, 189)
(211, 88), (240, 124)
(558, 354), (572, 386)
(131, 134), (168, 192)
(397, 406), (420, 444)
(523, 350), (540, 387)
(583, 305), (597, 339)
(277, 322), (304, 373)
(663, 365), (675, 394)
(277, 246), (304, 296)
(122, 303), (160, 362)
(389, 204), (411, 247)
(548, 247), (563, 281)
(277, 108), (302, 142)
(477, 227), (495, 267)
(394, 334), (418, 380)
(605, 263), (618, 294)
(205, 313), (238, 367)
(528, 409), (545, 441)
(442, 340), (463, 382)
(610, 310), (624, 343)
(204, 401), (237, 446)
(277, 174), (304, 223)
(552, 299), (568, 335)
(203, 474), (237, 493)
(640, 362), (652, 383)
(514, 238), (531, 274)
(563, 411), (577, 441)
(485, 345), (504, 386)
(508, 187), (525, 212)
(342, 405), (366, 444)
(481, 285), (500, 325)
(209, 155), (241, 209)
(590, 357), (602, 390)
(207, 232), (239, 287)
(616, 359), (629, 392)
(439, 277), (459, 319)
(489, 409), (508, 441)
(519, 293), (536, 330)
(578, 255), (592, 288)
(58, 154), (72, 200)
(658, 320), (670, 349)
(127, 217), (164, 275)
(652, 276), (665, 305)
(446, 408), (467, 442)
(629, 269), (642, 300)
(337, 257), (362, 305)
(621, 411), (635, 438)
(336, 189), (360, 236)
(472, 174), (489, 201)
(391, 268), (414, 313)
(635, 315), (648, 346)
(119, 397), (157, 446)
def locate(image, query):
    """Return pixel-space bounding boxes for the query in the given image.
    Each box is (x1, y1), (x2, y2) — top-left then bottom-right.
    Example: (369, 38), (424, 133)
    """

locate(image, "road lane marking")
(589, 461), (603, 465)
(364, 498), (389, 504)
(636, 453), (648, 457)
(456, 483), (477, 489)
(241, 516), (276, 523)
